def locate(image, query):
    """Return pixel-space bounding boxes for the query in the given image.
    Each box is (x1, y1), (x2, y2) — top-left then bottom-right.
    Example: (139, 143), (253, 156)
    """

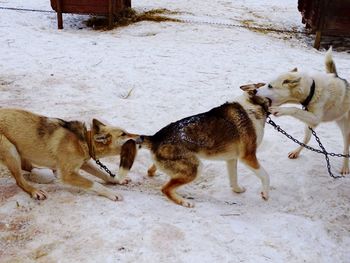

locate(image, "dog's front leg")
(269, 106), (321, 127)
(226, 159), (246, 193)
(240, 154), (270, 200)
(59, 167), (123, 201)
(288, 124), (313, 159)
(81, 160), (120, 184)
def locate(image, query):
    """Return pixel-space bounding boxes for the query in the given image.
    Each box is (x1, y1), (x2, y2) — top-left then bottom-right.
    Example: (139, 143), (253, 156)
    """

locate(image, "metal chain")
(266, 116), (344, 179)
(0, 6), (308, 35)
(0, 6), (54, 13)
(95, 159), (116, 178)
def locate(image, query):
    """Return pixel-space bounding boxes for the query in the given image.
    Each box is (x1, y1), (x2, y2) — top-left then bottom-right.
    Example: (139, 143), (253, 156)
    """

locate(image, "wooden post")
(57, 0), (63, 29)
(108, 0), (113, 29)
(124, 0), (131, 8)
(314, 31), (322, 49)
(314, 0), (329, 50)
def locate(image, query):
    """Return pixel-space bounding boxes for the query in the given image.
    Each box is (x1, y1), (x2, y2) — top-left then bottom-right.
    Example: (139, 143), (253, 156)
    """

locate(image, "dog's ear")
(240, 83), (265, 91)
(94, 133), (112, 144)
(240, 84), (256, 92)
(240, 84), (257, 97)
(290, 67), (298, 72)
(282, 76), (301, 87)
(92, 118), (106, 133)
(254, 82), (265, 89)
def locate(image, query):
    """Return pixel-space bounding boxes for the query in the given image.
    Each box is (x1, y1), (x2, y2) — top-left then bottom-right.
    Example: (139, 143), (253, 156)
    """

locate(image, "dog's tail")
(135, 135), (153, 150)
(118, 139), (137, 179)
(325, 47), (338, 77)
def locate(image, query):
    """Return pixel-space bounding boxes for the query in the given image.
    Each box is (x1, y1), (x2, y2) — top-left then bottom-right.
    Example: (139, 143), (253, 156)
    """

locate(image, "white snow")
(0, 0), (350, 262)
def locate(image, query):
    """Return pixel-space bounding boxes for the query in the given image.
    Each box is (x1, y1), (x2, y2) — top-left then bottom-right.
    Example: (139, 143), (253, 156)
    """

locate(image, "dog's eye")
(121, 132), (126, 136)
(268, 84), (273, 89)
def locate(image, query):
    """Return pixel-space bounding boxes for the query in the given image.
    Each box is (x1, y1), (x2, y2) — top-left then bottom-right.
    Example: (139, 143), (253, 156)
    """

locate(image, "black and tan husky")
(132, 84), (271, 207)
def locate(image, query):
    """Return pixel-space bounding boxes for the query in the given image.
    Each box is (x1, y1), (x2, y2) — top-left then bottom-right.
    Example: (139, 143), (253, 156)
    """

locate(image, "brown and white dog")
(134, 84), (271, 207)
(257, 48), (350, 174)
(0, 109), (137, 200)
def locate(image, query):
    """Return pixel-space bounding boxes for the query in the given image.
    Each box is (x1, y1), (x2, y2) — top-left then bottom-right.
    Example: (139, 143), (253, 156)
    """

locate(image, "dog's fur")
(135, 84), (271, 207)
(0, 108), (137, 200)
(257, 48), (350, 174)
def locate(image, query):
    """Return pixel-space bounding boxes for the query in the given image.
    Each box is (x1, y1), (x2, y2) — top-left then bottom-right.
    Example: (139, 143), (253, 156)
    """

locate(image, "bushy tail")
(135, 135), (153, 149)
(118, 139), (137, 178)
(325, 47), (338, 77)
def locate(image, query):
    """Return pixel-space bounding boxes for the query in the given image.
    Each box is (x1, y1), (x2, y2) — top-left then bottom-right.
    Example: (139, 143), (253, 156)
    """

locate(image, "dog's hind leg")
(240, 154), (270, 200)
(226, 159), (246, 193)
(337, 118), (350, 175)
(160, 158), (199, 208)
(288, 124), (313, 159)
(0, 135), (47, 200)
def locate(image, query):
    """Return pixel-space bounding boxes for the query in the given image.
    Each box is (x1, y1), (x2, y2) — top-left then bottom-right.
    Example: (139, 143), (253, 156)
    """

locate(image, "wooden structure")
(50, 0), (131, 29)
(298, 0), (350, 49)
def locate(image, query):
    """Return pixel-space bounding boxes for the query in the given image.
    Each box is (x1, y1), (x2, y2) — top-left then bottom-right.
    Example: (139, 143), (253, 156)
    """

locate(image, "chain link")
(95, 159), (116, 178)
(266, 116), (344, 179)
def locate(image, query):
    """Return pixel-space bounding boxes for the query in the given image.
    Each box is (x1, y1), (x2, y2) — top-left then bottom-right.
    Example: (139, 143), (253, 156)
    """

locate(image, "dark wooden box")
(50, 0), (131, 29)
(298, 0), (350, 49)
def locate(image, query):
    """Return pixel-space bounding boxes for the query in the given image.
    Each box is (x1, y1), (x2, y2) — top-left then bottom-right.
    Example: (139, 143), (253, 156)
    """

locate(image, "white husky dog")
(257, 48), (350, 174)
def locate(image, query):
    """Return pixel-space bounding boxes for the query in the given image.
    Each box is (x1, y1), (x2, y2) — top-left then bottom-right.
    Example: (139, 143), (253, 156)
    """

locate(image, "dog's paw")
(261, 191), (269, 201)
(181, 200), (195, 208)
(269, 106), (283, 117)
(269, 106), (296, 117)
(340, 166), (350, 175)
(31, 189), (47, 200)
(288, 150), (300, 159)
(232, 186), (246, 194)
(108, 192), (123, 201)
(117, 178), (131, 185)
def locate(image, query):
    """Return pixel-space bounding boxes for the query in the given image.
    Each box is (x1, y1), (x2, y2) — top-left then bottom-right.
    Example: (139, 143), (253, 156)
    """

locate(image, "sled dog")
(257, 48), (350, 174)
(135, 84), (271, 207)
(0, 109), (137, 200)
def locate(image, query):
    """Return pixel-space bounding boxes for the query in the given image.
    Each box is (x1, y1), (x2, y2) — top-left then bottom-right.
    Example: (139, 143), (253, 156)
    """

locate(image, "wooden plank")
(51, 3), (128, 14)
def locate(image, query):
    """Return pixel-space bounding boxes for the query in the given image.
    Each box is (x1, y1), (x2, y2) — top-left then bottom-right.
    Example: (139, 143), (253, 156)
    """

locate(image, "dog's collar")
(86, 130), (96, 160)
(301, 80), (315, 110)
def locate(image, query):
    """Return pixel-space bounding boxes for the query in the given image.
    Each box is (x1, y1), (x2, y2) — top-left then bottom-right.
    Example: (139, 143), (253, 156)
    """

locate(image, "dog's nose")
(135, 136), (144, 144)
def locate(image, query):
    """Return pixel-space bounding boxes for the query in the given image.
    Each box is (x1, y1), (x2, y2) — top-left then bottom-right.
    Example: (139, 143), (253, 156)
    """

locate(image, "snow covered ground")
(0, 0), (350, 262)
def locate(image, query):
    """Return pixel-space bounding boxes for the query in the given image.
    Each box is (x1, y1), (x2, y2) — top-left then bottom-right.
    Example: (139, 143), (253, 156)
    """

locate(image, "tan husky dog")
(135, 84), (271, 207)
(0, 109), (137, 201)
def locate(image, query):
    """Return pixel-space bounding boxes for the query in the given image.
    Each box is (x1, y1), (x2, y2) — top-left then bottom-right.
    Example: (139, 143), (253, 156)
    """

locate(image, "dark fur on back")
(147, 102), (257, 156)
(37, 117), (87, 142)
(58, 119), (86, 141)
(37, 117), (60, 137)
